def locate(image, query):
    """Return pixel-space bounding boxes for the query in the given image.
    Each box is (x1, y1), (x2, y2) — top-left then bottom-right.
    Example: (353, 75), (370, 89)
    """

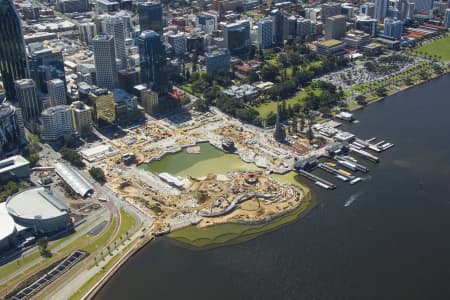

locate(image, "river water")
(96, 75), (450, 300)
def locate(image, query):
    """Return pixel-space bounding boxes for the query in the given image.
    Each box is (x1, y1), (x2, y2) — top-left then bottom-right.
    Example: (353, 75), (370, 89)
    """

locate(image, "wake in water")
(344, 191), (364, 207)
(360, 175), (372, 181)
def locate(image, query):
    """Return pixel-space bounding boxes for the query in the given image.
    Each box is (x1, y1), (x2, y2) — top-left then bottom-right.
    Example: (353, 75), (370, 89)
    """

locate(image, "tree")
(89, 167), (106, 183)
(36, 236), (49, 257)
(194, 99), (209, 112)
(261, 64), (279, 82)
(60, 147), (85, 168)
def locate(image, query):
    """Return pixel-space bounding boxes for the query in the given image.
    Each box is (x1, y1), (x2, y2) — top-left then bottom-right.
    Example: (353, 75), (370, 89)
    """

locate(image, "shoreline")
(84, 70), (450, 299)
(349, 70), (450, 112)
(168, 184), (314, 249)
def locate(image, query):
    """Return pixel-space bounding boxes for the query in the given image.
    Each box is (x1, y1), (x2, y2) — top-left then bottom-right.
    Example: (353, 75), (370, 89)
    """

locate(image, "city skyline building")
(137, 2), (163, 33)
(375, 0), (389, 21)
(70, 101), (93, 137)
(93, 35), (118, 90)
(103, 15), (128, 70)
(137, 30), (168, 96)
(0, 102), (25, 152)
(258, 17), (273, 49)
(47, 79), (66, 107)
(384, 17), (403, 39)
(28, 46), (65, 95)
(41, 105), (73, 141)
(223, 20), (251, 55)
(14, 79), (41, 125)
(325, 15), (347, 40)
(0, 0), (30, 100)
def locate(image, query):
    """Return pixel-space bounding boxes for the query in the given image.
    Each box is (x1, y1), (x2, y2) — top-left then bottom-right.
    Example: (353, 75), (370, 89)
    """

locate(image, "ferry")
(337, 160), (357, 171)
(350, 177), (362, 185)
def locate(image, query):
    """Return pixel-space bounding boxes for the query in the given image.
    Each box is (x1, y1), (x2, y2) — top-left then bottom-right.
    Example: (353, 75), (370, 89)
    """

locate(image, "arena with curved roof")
(0, 203), (17, 251)
(6, 187), (72, 234)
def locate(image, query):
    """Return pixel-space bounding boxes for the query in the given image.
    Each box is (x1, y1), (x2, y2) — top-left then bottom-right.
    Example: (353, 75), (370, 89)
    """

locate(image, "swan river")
(96, 74), (450, 300)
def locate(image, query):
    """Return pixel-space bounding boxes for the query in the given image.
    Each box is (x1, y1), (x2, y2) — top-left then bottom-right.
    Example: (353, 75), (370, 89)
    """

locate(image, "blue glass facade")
(0, 0), (29, 100)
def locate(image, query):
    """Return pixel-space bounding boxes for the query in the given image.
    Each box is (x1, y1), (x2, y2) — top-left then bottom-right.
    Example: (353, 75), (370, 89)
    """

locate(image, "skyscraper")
(28, 46), (65, 94)
(384, 17), (403, 39)
(70, 101), (93, 137)
(375, 0), (389, 21)
(258, 17), (273, 49)
(444, 9), (450, 28)
(0, 0), (30, 100)
(0, 102), (25, 152)
(137, 30), (168, 96)
(103, 15), (128, 70)
(47, 79), (66, 107)
(413, 0), (434, 15)
(223, 20), (251, 55)
(41, 105), (73, 141)
(325, 15), (347, 40)
(79, 21), (97, 45)
(270, 9), (284, 46)
(137, 2), (163, 33)
(14, 79), (41, 124)
(93, 35), (118, 90)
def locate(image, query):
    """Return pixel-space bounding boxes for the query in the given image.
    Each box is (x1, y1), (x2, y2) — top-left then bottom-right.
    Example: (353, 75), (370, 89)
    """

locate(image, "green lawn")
(111, 209), (137, 245)
(255, 89), (321, 119)
(416, 35), (450, 61)
(82, 218), (117, 254)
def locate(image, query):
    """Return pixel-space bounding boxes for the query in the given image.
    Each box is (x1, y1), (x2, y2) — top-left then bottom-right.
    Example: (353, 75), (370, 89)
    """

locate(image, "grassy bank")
(416, 35), (450, 61)
(169, 180), (314, 249)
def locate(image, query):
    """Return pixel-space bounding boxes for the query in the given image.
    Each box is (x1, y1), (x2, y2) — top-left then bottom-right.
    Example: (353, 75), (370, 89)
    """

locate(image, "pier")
(335, 156), (369, 173)
(349, 146), (380, 163)
(297, 169), (336, 190)
(317, 163), (354, 181)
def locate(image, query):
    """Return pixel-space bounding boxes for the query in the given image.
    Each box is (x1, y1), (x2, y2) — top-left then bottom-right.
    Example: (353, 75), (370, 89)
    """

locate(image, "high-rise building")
(93, 35), (118, 90)
(47, 79), (66, 107)
(325, 15), (347, 40)
(137, 2), (163, 33)
(118, 69), (139, 94)
(70, 101), (93, 137)
(89, 89), (116, 125)
(360, 3), (376, 17)
(412, 0), (434, 15)
(258, 17), (273, 49)
(223, 20), (251, 55)
(28, 46), (65, 94)
(205, 48), (230, 74)
(141, 89), (159, 115)
(14, 79), (41, 124)
(56, 0), (89, 13)
(0, 0), (30, 100)
(408, 2), (415, 18)
(321, 2), (342, 20)
(375, 0), (389, 21)
(167, 32), (187, 56)
(270, 9), (284, 46)
(297, 18), (312, 39)
(285, 16), (297, 41)
(41, 105), (73, 141)
(384, 17), (403, 39)
(196, 12), (218, 33)
(79, 22), (97, 45)
(0, 102), (25, 152)
(397, 0), (409, 21)
(137, 30), (168, 96)
(444, 9), (450, 28)
(103, 15), (128, 70)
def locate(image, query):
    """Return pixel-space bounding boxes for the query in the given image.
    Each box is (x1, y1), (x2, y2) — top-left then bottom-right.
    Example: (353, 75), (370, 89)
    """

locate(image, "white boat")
(350, 177), (361, 185)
